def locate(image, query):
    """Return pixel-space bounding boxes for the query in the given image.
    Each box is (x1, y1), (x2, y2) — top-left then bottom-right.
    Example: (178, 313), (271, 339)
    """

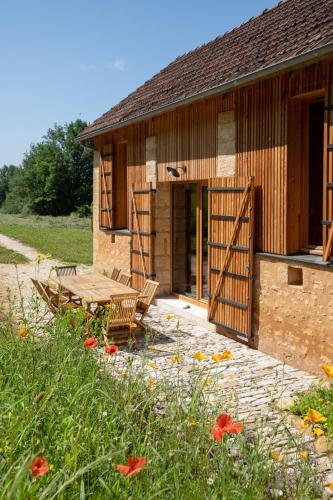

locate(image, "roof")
(79, 0), (333, 140)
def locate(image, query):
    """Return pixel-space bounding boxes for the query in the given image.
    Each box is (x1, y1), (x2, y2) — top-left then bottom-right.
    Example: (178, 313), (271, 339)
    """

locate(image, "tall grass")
(0, 303), (320, 499)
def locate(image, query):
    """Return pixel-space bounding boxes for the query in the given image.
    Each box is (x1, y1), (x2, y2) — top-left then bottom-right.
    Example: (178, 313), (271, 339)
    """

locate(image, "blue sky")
(0, 0), (277, 166)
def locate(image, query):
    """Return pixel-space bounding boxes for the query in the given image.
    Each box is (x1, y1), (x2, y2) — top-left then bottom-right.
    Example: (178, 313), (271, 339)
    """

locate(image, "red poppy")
(104, 344), (119, 355)
(211, 414), (243, 442)
(116, 457), (147, 477)
(29, 456), (49, 477)
(84, 338), (98, 348)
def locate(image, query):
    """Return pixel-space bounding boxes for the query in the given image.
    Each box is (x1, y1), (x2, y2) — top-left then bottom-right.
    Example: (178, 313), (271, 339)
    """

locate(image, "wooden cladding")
(208, 176), (254, 340)
(99, 144), (113, 230)
(130, 182), (155, 290)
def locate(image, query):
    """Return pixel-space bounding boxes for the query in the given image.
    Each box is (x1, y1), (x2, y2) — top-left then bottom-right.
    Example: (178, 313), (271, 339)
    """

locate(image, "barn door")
(208, 176), (254, 341)
(130, 182), (155, 290)
(99, 144), (113, 231)
(323, 84), (333, 262)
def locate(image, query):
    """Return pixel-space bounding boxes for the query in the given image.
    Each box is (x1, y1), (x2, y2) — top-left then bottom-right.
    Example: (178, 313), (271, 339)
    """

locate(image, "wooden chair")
(55, 265), (77, 277)
(136, 280), (159, 327)
(104, 294), (140, 344)
(110, 267), (120, 281)
(31, 278), (73, 315)
(117, 272), (132, 287)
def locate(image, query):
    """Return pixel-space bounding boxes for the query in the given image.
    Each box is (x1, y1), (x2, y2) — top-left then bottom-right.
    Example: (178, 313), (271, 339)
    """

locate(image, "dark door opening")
(308, 100), (324, 247)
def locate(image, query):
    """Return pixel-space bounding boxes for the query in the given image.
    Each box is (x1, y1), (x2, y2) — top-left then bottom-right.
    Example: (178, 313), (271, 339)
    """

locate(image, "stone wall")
(154, 183), (172, 296)
(253, 255), (333, 375)
(92, 151), (131, 275)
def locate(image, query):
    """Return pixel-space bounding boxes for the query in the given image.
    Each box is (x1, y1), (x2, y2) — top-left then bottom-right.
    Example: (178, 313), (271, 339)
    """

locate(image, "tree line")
(0, 119), (93, 216)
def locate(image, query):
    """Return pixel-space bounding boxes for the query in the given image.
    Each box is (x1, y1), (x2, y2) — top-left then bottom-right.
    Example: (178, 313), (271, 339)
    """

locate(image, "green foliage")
(0, 245), (29, 264)
(0, 215), (92, 265)
(0, 306), (319, 499)
(0, 165), (19, 206)
(291, 384), (333, 436)
(2, 120), (93, 216)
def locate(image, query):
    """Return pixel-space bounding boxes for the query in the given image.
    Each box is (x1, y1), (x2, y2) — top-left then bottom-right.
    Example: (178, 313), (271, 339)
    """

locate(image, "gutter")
(78, 41), (333, 143)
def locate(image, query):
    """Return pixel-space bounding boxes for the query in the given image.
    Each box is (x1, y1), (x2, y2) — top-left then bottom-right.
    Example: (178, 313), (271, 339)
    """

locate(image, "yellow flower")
(329, 483), (333, 491)
(312, 428), (325, 437)
(18, 328), (27, 338)
(188, 418), (197, 427)
(149, 363), (158, 370)
(305, 409), (327, 424)
(117, 370), (126, 375)
(170, 355), (182, 363)
(148, 379), (157, 389)
(193, 352), (206, 362)
(271, 451), (281, 462)
(148, 345), (156, 350)
(211, 350), (233, 363)
(36, 252), (51, 261)
(127, 322), (137, 328)
(299, 421), (310, 429)
(322, 365), (333, 378)
(299, 451), (309, 460)
(166, 314), (174, 321)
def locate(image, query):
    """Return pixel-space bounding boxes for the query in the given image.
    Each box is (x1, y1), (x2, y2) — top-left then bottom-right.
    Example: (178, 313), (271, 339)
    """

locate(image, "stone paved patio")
(100, 305), (333, 494)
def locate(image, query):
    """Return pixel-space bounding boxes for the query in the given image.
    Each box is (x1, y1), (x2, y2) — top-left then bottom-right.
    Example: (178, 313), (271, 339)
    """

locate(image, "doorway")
(172, 183), (208, 304)
(308, 100), (324, 247)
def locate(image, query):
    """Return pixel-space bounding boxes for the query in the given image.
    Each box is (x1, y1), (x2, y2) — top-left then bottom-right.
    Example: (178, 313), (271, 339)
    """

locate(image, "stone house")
(78, 0), (333, 374)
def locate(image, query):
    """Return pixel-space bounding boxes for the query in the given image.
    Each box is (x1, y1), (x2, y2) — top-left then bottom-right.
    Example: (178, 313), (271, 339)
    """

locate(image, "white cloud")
(106, 58), (126, 72)
(79, 63), (96, 72)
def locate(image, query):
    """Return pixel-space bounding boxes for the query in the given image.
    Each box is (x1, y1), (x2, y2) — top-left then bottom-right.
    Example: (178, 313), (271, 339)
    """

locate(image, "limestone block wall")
(154, 183), (172, 296)
(253, 255), (333, 375)
(92, 151), (131, 275)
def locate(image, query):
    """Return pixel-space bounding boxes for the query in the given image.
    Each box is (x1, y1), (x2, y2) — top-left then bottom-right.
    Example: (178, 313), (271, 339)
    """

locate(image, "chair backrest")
(55, 265), (77, 277)
(31, 278), (58, 313)
(117, 272), (132, 286)
(107, 295), (138, 326)
(140, 279), (159, 308)
(110, 267), (120, 281)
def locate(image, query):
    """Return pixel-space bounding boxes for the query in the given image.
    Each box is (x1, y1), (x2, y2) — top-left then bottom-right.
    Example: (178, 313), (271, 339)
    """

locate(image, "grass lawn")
(0, 214), (92, 265)
(0, 245), (29, 264)
(0, 304), (319, 499)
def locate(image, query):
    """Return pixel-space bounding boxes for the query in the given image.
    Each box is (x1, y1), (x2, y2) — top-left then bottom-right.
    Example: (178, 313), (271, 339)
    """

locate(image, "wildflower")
(149, 363), (157, 370)
(193, 352), (206, 362)
(104, 344), (119, 355)
(271, 451), (281, 462)
(207, 477), (214, 486)
(18, 328), (27, 338)
(211, 414), (243, 442)
(148, 379), (156, 389)
(312, 428), (325, 437)
(116, 457), (147, 477)
(299, 421), (310, 429)
(299, 451), (309, 460)
(322, 365), (333, 378)
(170, 354), (182, 363)
(29, 457), (49, 477)
(304, 409), (327, 424)
(127, 322), (137, 328)
(188, 418), (197, 427)
(102, 411), (108, 417)
(329, 483), (333, 491)
(166, 314), (174, 321)
(84, 338), (98, 348)
(212, 351), (233, 362)
(36, 253), (51, 261)
(148, 345), (156, 350)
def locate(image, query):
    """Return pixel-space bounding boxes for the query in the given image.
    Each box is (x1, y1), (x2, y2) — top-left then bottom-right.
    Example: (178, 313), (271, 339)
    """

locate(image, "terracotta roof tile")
(80, 0), (333, 139)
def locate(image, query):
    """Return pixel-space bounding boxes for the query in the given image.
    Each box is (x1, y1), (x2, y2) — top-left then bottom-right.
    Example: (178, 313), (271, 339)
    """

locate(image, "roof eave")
(78, 41), (333, 143)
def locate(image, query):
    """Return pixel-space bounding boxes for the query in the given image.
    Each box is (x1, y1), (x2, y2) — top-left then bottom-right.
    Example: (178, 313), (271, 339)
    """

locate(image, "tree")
(2, 119), (93, 216)
(0, 164), (18, 206)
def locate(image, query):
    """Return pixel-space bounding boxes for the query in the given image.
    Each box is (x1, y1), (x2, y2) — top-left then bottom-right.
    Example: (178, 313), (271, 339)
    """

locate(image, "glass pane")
(172, 184), (197, 298)
(201, 186), (209, 300)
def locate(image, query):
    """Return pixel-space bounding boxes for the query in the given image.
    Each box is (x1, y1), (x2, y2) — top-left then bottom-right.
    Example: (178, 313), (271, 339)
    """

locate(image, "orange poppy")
(84, 338), (98, 348)
(211, 413), (243, 442)
(29, 456), (49, 477)
(104, 344), (119, 355)
(116, 457), (147, 477)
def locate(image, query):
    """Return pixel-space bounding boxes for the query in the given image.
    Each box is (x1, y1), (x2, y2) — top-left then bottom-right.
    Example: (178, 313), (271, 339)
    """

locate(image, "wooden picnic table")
(50, 272), (141, 307)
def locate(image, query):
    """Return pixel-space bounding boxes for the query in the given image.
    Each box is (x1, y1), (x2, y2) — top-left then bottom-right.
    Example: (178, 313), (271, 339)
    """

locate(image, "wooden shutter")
(130, 182), (155, 290)
(323, 84), (333, 262)
(99, 144), (113, 231)
(208, 176), (254, 341)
